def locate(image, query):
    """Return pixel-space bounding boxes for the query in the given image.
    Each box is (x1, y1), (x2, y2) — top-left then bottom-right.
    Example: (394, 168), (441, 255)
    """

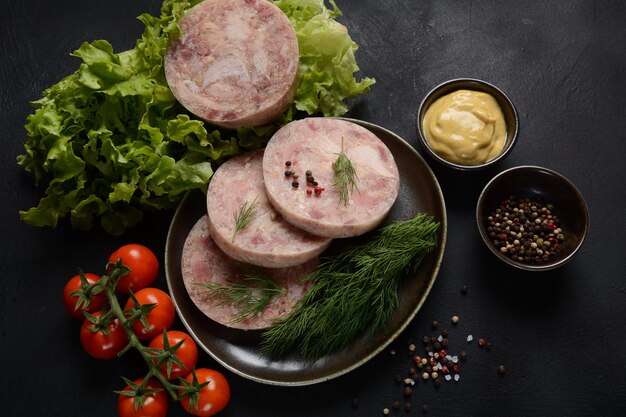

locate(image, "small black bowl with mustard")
(416, 78), (519, 170)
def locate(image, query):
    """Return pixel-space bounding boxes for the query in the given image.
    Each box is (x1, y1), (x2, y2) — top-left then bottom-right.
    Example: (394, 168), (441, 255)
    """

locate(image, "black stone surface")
(2, 1), (625, 416)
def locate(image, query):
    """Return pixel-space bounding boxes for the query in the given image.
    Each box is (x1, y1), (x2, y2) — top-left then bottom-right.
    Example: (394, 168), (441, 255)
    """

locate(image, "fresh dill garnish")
(232, 196), (259, 242)
(260, 213), (439, 360)
(332, 137), (358, 205)
(196, 273), (285, 323)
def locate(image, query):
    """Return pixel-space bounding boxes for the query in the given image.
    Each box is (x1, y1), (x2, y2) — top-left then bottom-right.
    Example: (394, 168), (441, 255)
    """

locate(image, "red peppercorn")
(451, 364), (460, 373)
(441, 366), (448, 374)
(314, 186), (324, 196)
(306, 188), (312, 196)
(439, 349), (447, 357)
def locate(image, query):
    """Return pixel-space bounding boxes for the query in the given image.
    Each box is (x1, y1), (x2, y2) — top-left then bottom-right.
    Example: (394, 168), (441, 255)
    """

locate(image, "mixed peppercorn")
(359, 285), (507, 415)
(486, 196), (565, 264)
(284, 160), (325, 196)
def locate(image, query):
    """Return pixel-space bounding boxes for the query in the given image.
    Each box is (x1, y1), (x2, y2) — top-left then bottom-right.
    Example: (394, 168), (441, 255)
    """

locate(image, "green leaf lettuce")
(18, 0), (374, 234)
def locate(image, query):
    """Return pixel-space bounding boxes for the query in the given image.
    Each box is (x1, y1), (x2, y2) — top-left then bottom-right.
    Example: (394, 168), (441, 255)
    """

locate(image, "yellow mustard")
(422, 89), (506, 165)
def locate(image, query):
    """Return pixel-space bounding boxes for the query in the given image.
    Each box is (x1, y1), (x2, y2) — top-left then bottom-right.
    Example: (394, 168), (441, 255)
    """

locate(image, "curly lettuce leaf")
(18, 0), (374, 235)
(276, 0), (375, 116)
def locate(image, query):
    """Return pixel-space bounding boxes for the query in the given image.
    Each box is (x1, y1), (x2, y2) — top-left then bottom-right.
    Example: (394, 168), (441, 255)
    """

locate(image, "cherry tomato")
(62, 273), (105, 319)
(179, 368), (230, 417)
(117, 378), (168, 417)
(148, 330), (198, 380)
(109, 244), (159, 294)
(124, 288), (175, 340)
(80, 311), (128, 359)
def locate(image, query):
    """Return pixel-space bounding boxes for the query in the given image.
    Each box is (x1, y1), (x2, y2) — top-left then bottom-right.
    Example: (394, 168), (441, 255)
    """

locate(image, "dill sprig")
(260, 213), (440, 360)
(232, 196), (259, 242)
(195, 273), (285, 323)
(332, 137), (358, 205)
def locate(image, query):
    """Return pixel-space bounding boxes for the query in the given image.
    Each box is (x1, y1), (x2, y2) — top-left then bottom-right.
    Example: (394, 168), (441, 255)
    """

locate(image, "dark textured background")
(2, 1), (625, 416)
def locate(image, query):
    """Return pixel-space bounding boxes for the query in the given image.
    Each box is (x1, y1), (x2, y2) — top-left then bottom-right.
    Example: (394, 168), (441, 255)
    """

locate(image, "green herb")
(196, 273), (285, 323)
(332, 137), (358, 205)
(232, 196), (260, 242)
(260, 213), (440, 360)
(18, 0), (374, 234)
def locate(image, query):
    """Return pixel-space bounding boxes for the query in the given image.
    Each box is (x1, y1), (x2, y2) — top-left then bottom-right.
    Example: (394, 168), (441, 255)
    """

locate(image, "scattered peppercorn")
(285, 161), (292, 167)
(305, 169), (312, 176)
(284, 170), (292, 177)
(497, 365), (507, 375)
(421, 404), (428, 413)
(306, 188), (312, 196)
(431, 320), (439, 329)
(383, 407), (390, 415)
(392, 401), (400, 410)
(461, 284), (468, 295)
(292, 181), (299, 188)
(404, 402), (412, 411)
(451, 315), (459, 325)
(403, 386), (412, 396)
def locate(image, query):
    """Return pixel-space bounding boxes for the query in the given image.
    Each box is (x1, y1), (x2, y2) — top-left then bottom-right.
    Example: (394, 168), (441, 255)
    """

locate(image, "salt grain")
(454, 374), (460, 382)
(445, 374), (452, 381)
(467, 335), (473, 343)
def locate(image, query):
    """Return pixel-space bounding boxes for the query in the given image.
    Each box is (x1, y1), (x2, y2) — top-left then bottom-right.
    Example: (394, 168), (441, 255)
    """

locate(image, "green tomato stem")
(101, 273), (181, 401)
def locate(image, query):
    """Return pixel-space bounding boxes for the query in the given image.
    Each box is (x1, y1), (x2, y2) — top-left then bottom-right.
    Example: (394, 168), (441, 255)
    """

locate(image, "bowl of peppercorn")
(476, 165), (589, 271)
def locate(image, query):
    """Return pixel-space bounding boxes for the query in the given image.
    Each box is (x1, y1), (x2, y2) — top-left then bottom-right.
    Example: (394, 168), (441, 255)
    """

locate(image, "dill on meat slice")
(260, 213), (440, 360)
(332, 137), (358, 205)
(195, 273), (285, 323)
(232, 196), (260, 242)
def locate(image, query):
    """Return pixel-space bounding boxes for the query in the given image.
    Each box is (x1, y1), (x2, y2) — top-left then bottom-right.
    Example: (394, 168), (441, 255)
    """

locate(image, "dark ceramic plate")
(165, 118), (447, 385)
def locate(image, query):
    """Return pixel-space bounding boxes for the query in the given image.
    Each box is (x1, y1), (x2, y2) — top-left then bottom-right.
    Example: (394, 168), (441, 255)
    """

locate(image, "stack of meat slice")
(181, 118), (400, 330)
